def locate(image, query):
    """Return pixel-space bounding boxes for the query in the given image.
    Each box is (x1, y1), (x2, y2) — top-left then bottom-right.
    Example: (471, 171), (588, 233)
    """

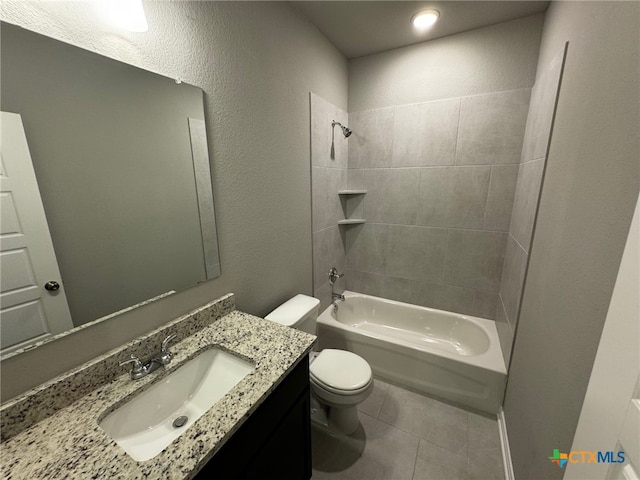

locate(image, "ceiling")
(292, 1), (550, 59)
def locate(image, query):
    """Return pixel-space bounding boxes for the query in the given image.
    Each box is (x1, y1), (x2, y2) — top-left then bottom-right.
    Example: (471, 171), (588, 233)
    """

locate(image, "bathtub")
(316, 291), (507, 414)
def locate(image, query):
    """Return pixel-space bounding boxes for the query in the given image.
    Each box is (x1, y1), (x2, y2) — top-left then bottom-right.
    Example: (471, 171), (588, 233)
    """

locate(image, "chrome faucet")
(120, 333), (177, 380)
(332, 292), (345, 302)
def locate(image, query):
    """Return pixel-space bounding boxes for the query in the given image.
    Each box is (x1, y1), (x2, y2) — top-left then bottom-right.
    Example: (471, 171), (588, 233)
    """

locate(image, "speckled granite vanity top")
(0, 294), (316, 479)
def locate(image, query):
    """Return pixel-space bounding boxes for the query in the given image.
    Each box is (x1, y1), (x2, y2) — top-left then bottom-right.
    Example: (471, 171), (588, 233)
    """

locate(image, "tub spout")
(332, 292), (345, 312)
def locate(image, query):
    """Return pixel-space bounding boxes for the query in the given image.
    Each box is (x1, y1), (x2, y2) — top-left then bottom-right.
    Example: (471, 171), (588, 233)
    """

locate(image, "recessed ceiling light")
(411, 9), (440, 31)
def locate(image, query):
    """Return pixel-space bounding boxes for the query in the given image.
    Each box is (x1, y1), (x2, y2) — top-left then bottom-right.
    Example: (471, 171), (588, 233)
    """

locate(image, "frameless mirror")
(0, 23), (220, 357)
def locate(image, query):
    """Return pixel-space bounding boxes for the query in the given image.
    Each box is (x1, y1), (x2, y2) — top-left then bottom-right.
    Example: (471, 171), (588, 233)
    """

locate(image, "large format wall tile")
(443, 230), (507, 290)
(494, 297), (514, 365)
(310, 93), (348, 293)
(311, 93), (349, 169)
(520, 50), (564, 163)
(417, 166), (491, 229)
(484, 164), (520, 231)
(493, 48), (565, 366)
(498, 234), (528, 326)
(456, 89), (530, 165)
(311, 166), (347, 232)
(349, 108), (394, 168)
(472, 290), (499, 319)
(347, 169), (366, 190)
(336, 90), (533, 320)
(332, 107), (350, 170)
(384, 225), (447, 283)
(313, 225), (345, 292)
(346, 223), (388, 275)
(313, 282), (332, 313)
(391, 99), (460, 167)
(346, 270), (477, 316)
(346, 223), (447, 283)
(509, 158), (545, 252)
(363, 168), (420, 224)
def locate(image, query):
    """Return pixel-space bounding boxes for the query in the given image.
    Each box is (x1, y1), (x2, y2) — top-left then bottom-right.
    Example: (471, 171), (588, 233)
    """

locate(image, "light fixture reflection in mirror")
(0, 22), (220, 358)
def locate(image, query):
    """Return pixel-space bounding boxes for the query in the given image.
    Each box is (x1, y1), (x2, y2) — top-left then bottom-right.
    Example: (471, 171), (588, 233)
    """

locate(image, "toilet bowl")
(265, 294), (373, 435)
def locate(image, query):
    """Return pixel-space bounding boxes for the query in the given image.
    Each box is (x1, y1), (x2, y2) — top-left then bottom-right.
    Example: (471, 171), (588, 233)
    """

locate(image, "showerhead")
(332, 120), (352, 138)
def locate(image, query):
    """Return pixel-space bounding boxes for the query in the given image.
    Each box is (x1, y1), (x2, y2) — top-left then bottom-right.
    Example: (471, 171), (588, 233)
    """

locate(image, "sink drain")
(172, 415), (188, 428)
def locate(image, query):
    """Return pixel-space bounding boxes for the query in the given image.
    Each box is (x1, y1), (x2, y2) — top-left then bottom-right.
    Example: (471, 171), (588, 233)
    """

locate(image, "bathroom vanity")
(0, 294), (315, 479)
(194, 358), (311, 479)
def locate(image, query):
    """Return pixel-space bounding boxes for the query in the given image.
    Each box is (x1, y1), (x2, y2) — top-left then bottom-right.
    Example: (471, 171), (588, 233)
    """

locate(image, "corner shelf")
(338, 190), (367, 195)
(337, 190), (367, 226)
(338, 219), (366, 225)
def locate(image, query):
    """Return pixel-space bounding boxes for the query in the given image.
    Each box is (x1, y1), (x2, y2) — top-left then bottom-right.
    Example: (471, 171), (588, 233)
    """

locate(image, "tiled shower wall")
(495, 46), (566, 363)
(344, 89), (531, 319)
(310, 93), (349, 309)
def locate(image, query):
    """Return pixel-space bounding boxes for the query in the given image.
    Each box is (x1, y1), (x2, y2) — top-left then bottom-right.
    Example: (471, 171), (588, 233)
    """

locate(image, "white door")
(0, 111), (73, 354)
(565, 194), (640, 480)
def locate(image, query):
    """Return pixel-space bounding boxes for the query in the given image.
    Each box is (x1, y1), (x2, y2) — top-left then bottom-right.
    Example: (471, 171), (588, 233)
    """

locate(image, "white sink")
(99, 347), (255, 461)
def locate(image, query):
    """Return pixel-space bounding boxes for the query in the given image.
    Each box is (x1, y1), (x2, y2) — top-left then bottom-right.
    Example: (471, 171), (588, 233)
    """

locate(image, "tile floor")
(311, 379), (505, 480)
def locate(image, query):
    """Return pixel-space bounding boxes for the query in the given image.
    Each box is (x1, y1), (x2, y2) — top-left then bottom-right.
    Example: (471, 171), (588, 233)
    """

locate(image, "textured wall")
(310, 93), (349, 310)
(0, 1), (348, 401)
(495, 44), (566, 364)
(503, 2), (640, 479)
(348, 14), (544, 112)
(343, 89), (529, 319)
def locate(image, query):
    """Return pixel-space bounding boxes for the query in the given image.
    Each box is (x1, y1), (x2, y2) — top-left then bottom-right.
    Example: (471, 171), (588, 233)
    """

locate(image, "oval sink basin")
(99, 347), (255, 461)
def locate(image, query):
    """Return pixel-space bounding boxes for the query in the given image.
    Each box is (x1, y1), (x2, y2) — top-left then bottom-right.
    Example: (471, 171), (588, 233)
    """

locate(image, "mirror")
(0, 23), (220, 357)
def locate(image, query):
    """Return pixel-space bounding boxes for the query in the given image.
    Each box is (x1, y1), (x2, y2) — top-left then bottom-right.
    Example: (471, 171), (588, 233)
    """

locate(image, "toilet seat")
(309, 349), (372, 395)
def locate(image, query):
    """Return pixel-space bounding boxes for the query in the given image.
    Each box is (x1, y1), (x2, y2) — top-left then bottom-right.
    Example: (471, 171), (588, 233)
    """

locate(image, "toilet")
(265, 294), (373, 435)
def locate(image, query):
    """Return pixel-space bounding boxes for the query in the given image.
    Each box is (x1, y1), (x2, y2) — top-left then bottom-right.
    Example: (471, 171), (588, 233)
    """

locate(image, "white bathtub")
(316, 291), (507, 414)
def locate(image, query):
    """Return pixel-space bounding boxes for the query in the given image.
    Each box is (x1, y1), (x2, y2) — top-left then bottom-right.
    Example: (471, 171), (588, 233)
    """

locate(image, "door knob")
(44, 281), (60, 292)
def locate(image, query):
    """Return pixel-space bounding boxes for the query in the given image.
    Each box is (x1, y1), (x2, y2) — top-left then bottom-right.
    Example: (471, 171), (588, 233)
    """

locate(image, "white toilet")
(265, 294), (373, 435)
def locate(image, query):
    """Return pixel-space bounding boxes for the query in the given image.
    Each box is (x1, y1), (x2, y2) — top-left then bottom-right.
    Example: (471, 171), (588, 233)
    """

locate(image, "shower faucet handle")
(328, 267), (344, 285)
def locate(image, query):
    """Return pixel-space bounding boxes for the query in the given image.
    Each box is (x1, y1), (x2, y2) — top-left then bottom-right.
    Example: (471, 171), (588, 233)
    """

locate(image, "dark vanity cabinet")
(194, 358), (312, 480)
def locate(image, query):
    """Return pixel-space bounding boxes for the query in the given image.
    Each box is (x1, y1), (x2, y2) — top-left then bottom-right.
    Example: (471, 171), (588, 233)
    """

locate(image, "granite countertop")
(0, 295), (316, 479)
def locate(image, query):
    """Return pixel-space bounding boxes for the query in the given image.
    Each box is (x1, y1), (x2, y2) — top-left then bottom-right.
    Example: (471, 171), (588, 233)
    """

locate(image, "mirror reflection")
(0, 23), (220, 356)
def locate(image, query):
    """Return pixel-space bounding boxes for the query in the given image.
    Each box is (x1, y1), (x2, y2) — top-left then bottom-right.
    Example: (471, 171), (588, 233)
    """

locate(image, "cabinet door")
(244, 389), (311, 480)
(193, 359), (311, 480)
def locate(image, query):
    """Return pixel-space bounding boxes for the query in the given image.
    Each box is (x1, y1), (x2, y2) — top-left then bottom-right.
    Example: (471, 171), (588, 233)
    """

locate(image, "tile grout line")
(483, 165), (495, 231)
(371, 410), (471, 458)
(410, 435), (421, 480)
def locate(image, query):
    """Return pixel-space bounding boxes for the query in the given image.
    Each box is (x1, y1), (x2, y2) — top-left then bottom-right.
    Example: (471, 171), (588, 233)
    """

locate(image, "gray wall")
(0, 1), (348, 401)
(310, 93), (349, 310)
(1, 23), (207, 326)
(348, 14), (544, 112)
(495, 44), (566, 364)
(503, 2), (640, 479)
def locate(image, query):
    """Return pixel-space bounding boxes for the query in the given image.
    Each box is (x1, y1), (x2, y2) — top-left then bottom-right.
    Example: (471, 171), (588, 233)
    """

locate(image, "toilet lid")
(309, 349), (372, 391)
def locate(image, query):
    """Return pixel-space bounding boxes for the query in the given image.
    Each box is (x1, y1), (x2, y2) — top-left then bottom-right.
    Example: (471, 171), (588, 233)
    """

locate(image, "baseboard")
(498, 407), (515, 480)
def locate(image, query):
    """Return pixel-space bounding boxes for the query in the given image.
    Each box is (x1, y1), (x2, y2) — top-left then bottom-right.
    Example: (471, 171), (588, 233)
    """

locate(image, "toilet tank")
(264, 294), (320, 335)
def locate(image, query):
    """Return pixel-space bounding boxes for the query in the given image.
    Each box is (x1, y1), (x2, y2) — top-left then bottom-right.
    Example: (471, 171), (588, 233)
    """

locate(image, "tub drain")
(172, 416), (188, 428)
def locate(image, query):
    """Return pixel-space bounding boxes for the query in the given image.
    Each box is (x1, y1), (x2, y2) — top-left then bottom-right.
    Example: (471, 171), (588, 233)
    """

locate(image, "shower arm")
(331, 120), (352, 138)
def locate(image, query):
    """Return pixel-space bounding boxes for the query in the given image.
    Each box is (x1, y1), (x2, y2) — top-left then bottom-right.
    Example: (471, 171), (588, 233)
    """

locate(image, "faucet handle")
(120, 355), (144, 376)
(158, 333), (177, 365)
(328, 267), (344, 285)
(161, 333), (177, 353)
